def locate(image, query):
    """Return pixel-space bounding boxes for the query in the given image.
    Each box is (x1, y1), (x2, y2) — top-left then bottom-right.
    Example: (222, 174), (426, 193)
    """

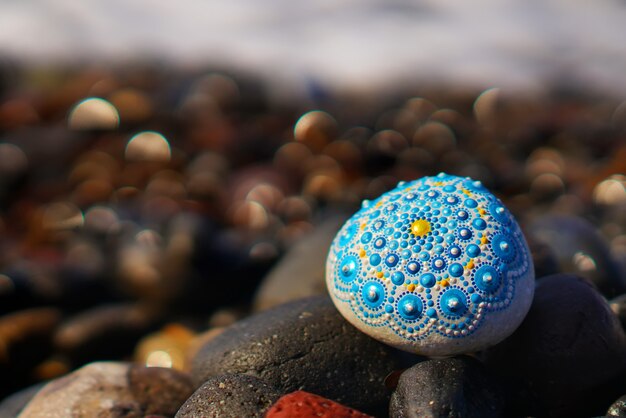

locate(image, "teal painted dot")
(385, 304), (394, 313)
(361, 232), (373, 244)
(449, 263), (464, 277)
(426, 307), (437, 317)
(420, 273), (436, 288)
(370, 253), (381, 266)
(391, 271), (405, 285)
(464, 199), (478, 208)
(472, 218), (487, 230)
(467, 244), (481, 258)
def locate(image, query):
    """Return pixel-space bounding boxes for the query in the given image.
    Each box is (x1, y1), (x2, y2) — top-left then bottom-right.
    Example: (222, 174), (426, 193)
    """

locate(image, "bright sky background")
(1, 0), (625, 96)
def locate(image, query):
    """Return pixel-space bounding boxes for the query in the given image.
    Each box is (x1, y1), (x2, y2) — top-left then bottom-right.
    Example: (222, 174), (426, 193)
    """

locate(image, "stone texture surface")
(389, 356), (505, 418)
(18, 362), (194, 418)
(175, 374), (282, 418)
(191, 296), (416, 416)
(608, 395), (626, 417)
(483, 274), (626, 416)
(265, 391), (373, 418)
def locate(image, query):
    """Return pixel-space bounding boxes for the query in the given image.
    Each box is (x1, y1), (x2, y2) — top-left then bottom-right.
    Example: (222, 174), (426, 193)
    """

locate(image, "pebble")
(18, 362), (194, 418)
(253, 216), (346, 311)
(389, 356), (505, 418)
(265, 391), (373, 418)
(327, 173), (535, 356)
(528, 215), (626, 297)
(0, 307), (61, 397)
(482, 274), (626, 416)
(53, 303), (162, 366)
(175, 374), (282, 418)
(191, 295), (414, 416)
(608, 395), (626, 417)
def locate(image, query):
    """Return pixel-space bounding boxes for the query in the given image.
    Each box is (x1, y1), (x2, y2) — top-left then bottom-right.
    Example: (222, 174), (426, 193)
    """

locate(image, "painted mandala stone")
(326, 173), (534, 356)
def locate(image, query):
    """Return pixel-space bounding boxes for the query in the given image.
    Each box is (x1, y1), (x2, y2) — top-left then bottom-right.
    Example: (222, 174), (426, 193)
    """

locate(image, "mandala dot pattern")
(326, 173), (535, 356)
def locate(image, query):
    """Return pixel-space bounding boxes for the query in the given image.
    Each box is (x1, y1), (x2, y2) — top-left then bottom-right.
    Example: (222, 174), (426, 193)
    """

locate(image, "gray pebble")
(389, 356), (505, 418)
(175, 374), (282, 418)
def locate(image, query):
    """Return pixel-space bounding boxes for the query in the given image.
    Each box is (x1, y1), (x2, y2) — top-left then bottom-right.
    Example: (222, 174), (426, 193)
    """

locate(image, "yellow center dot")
(410, 219), (431, 237)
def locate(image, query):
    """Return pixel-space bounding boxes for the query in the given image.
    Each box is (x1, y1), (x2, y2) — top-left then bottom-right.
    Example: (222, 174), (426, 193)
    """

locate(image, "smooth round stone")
(326, 173), (535, 356)
(175, 374), (282, 418)
(18, 362), (194, 418)
(389, 356), (505, 418)
(482, 274), (626, 415)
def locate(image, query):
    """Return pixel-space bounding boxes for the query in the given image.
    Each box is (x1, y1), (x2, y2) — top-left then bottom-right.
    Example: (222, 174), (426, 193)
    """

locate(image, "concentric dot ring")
(327, 173), (535, 356)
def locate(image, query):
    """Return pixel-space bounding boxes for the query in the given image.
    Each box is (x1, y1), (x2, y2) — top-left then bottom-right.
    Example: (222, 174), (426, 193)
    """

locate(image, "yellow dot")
(410, 219), (431, 237)
(359, 249), (366, 258)
(481, 236), (489, 245)
(407, 284), (416, 292)
(478, 208), (486, 216)
(466, 260), (475, 270)
(440, 279), (449, 287)
(376, 271), (384, 278)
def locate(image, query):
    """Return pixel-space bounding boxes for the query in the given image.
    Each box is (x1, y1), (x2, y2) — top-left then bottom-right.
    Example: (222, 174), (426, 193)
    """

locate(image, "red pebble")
(265, 391), (373, 418)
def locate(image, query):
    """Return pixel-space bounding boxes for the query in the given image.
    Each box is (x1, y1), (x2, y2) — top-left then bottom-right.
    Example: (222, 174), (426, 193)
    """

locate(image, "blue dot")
(472, 218), (487, 230)
(361, 232), (373, 244)
(406, 260), (421, 275)
(385, 304), (394, 313)
(466, 244), (481, 258)
(339, 254), (359, 283)
(489, 202), (510, 224)
(471, 294), (482, 303)
(456, 210), (468, 220)
(440, 289), (468, 316)
(464, 199), (478, 208)
(369, 210), (381, 219)
(398, 294), (423, 320)
(361, 281), (385, 308)
(391, 271), (405, 285)
(418, 251), (430, 261)
(420, 273), (436, 288)
(370, 253), (381, 266)
(447, 245), (462, 258)
(458, 228), (473, 241)
(385, 253), (400, 267)
(474, 265), (501, 292)
(492, 234), (515, 262)
(431, 257), (446, 271)
(449, 263), (464, 277)
(374, 236), (387, 249)
(443, 185), (456, 192)
(426, 307), (437, 317)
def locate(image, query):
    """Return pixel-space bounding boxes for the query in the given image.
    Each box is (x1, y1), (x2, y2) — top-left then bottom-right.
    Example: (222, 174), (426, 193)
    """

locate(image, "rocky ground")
(0, 64), (625, 417)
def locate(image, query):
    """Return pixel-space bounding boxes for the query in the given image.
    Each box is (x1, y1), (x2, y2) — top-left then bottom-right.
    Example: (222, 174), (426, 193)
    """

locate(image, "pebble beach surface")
(0, 65), (625, 417)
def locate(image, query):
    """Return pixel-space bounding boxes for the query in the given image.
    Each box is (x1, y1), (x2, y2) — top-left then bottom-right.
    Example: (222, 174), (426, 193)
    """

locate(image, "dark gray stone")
(175, 374), (282, 418)
(191, 296), (417, 416)
(483, 274), (626, 416)
(527, 215), (626, 297)
(389, 356), (505, 418)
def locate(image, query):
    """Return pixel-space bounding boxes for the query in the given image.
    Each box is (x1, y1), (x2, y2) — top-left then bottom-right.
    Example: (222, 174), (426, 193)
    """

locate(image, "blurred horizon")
(1, 0), (626, 98)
